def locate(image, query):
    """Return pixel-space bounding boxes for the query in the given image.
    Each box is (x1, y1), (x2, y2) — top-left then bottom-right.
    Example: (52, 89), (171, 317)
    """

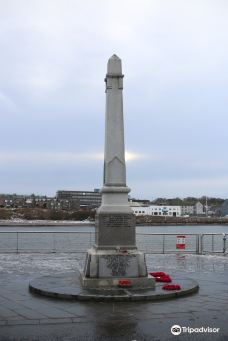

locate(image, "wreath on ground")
(149, 272), (181, 290)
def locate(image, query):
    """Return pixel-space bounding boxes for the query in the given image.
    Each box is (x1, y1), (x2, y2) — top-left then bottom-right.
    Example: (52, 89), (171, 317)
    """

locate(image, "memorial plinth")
(81, 55), (154, 289)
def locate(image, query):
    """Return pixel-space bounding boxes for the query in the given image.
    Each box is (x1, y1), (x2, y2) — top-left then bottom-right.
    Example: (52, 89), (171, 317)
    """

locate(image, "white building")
(132, 205), (181, 217)
(181, 206), (194, 216)
(181, 203), (204, 216)
(195, 201), (204, 215)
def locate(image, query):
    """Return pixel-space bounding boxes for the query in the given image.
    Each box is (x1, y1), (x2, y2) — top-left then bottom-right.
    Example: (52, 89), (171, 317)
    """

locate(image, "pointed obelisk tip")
(107, 54), (122, 74)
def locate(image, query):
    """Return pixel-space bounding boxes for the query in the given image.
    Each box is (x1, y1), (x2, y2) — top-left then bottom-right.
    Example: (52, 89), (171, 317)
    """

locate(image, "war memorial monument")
(29, 55), (198, 300)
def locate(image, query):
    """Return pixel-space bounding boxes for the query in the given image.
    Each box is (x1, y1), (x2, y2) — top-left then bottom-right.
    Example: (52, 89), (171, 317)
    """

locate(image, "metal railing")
(0, 232), (227, 254)
(136, 233), (200, 254)
(200, 233), (227, 254)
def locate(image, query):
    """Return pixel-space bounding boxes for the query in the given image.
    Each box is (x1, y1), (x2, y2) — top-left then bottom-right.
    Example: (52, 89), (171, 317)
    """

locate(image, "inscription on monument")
(101, 255), (136, 276)
(101, 214), (134, 228)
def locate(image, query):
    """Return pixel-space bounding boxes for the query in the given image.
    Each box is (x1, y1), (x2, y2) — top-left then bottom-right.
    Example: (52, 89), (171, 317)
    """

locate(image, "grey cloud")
(1, 0), (228, 197)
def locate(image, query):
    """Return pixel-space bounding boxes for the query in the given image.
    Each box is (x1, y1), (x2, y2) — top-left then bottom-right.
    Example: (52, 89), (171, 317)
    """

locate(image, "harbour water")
(1, 224), (228, 233)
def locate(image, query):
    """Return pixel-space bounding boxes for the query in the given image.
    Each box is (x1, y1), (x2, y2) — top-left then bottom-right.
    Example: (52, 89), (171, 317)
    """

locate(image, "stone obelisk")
(82, 55), (154, 289)
(97, 54), (135, 248)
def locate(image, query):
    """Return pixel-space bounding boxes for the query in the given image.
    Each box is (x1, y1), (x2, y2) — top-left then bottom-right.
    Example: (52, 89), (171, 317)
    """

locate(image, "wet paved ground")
(0, 253), (228, 340)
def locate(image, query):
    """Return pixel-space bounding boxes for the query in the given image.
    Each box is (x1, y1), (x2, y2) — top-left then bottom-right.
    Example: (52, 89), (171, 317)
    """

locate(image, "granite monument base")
(29, 270), (199, 301)
(80, 274), (155, 289)
(82, 247), (155, 289)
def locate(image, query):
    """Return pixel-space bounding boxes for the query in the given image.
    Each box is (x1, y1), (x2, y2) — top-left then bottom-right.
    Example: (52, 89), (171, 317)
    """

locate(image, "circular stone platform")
(29, 270), (199, 301)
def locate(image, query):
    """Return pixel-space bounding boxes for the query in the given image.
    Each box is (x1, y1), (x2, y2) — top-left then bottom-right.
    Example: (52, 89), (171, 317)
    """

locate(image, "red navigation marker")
(176, 235), (186, 249)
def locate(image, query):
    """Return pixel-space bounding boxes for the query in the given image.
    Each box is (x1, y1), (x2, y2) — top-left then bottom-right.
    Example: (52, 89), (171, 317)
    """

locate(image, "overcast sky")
(1, 0), (228, 199)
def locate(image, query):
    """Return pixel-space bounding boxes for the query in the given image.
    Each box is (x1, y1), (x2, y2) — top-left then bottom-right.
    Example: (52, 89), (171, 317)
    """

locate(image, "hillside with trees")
(151, 196), (224, 207)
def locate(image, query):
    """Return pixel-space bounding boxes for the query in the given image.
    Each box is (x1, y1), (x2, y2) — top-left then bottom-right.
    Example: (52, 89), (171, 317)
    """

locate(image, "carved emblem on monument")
(102, 255), (133, 276)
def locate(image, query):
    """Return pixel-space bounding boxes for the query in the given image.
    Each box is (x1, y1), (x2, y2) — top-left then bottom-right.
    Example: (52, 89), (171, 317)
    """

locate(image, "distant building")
(0, 193), (82, 211)
(129, 199), (150, 205)
(0, 197), (5, 207)
(0, 194), (27, 208)
(195, 202), (204, 215)
(47, 198), (80, 211)
(132, 205), (181, 217)
(181, 202), (204, 216)
(220, 200), (228, 217)
(34, 196), (50, 208)
(181, 206), (194, 216)
(56, 189), (101, 209)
